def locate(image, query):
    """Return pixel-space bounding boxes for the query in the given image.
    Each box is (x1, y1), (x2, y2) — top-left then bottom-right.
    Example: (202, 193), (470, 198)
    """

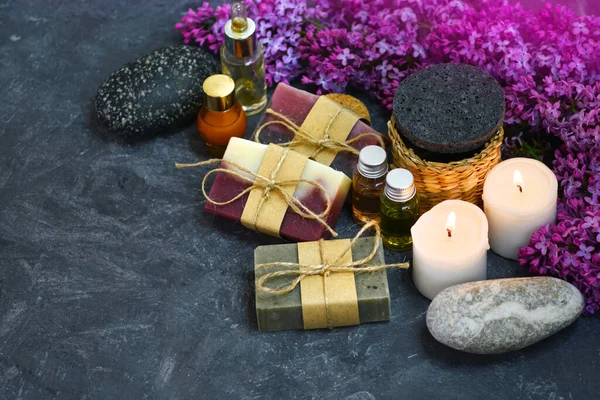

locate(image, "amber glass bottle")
(380, 168), (420, 251)
(197, 74), (247, 156)
(352, 145), (388, 224)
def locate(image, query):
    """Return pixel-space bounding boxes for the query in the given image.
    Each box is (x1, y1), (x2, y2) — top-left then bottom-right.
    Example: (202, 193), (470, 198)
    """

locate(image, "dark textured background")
(1, 1), (598, 399)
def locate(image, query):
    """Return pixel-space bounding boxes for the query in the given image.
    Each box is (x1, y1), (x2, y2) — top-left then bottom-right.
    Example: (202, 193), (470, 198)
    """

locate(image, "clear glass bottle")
(380, 168), (420, 251)
(352, 145), (388, 224)
(197, 74), (247, 157)
(220, 2), (267, 116)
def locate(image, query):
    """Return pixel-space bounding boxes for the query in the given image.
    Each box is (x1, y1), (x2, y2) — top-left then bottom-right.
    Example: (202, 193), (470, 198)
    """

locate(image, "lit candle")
(411, 200), (489, 300)
(482, 158), (558, 260)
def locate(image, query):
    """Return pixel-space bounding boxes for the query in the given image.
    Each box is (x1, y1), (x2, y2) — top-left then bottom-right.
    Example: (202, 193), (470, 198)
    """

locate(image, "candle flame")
(446, 211), (456, 238)
(514, 169), (524, 193)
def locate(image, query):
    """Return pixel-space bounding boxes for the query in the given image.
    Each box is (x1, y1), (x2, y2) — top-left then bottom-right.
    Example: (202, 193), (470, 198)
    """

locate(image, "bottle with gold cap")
(220, 2), (267, 116)
(197, 74), (247, 156)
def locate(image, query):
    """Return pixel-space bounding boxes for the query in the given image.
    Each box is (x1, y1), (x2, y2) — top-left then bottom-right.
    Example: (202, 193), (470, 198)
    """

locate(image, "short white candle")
(482, 158), (558, 260)
(411, 200), (489, 300)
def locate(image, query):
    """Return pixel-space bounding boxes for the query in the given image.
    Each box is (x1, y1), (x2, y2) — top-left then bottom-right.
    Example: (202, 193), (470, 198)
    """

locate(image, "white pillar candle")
(482, 158), (558, 260)
(411, 200), (489, 300)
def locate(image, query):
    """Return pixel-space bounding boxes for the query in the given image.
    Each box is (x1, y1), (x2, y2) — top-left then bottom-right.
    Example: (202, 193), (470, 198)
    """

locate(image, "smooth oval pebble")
(95, 45), (217, 137)
(426, 277), (584, 354)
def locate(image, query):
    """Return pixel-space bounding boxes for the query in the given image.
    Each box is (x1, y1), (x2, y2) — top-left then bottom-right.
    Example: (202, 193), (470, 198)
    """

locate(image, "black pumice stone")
(95, 45), (218, 137)
(393, 63), (505, 154)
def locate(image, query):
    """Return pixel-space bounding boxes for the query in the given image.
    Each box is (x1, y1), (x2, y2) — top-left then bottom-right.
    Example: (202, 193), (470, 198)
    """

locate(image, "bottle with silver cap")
(352, 145), (388, 224)
(197, 74), (247, 156)
(380, 168), (420, 251)
(220, 2), (267, 116)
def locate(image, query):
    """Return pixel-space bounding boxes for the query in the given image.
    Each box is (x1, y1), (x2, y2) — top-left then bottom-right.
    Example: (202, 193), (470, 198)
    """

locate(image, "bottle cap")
(357, 146), (388, 179)
(384, 168), (416, 202)
(203, 74), (236, 112)
(224, 3), (257, 58)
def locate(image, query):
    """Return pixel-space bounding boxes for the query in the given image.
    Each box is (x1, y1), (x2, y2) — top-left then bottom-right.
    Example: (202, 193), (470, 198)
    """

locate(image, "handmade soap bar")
(251, 83), (388, 178)
(254, 238), (390, 332)
(204, 138), (351, 242)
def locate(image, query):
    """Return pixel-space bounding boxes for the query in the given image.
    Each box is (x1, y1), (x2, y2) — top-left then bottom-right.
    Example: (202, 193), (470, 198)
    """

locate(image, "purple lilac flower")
(520, 205), (600, 315)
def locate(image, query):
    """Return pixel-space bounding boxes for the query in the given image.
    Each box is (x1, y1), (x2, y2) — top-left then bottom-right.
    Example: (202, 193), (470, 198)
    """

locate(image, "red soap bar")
(204, 138), (351, 242)
(251, 83), (389, 178)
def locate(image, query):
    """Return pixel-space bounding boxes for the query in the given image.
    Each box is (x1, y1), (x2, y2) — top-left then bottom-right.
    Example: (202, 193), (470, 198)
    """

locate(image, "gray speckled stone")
(95, 45), (217, 137)
(426, 277), (584, 354)
(393, 63), (505, 154)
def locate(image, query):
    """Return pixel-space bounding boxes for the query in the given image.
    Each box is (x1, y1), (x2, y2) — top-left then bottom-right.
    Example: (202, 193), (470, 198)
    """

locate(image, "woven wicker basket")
(388, 116), (504, 213)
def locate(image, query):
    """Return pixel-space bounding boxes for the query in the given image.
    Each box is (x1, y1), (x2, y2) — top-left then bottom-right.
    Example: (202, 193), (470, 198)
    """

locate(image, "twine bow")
(255, 220), (410, 328)
(175, 148), (338, 237)
(255, 108), (385, 160)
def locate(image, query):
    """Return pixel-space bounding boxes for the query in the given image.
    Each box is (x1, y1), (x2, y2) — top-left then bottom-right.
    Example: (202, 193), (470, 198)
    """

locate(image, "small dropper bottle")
(221, 2), (267, 116)
(352, 145), (388, 224)
(197, 74), (247, 156)
(380, 168), (420, 251)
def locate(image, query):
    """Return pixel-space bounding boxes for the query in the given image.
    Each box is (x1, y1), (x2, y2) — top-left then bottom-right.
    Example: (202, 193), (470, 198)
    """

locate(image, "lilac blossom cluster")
(519, 205), (600, 314)
(295, 0), (463, 108)
(176, 1), (600, 313)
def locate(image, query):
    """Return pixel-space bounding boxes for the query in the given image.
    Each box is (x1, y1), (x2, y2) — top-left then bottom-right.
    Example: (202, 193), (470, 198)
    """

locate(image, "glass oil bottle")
(221, 2), (267, 116)
(197, 74), (247, 156)
(380, 168), (420, 251)
(352, 145), (388, 224)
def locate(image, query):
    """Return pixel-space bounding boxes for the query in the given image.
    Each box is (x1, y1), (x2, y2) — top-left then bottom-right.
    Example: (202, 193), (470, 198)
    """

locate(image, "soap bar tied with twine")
(254, 96), (385, 167)
(176, 143), (337, 238)
(256, 220), (409, 330)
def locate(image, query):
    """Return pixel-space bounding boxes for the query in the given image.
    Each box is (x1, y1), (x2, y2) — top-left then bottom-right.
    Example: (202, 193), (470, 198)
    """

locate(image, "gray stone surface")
(0, 1), (599, 399)
(95, 45), (217, 137)
(393, 63), (505, 155)
(427, 277), (584, 354)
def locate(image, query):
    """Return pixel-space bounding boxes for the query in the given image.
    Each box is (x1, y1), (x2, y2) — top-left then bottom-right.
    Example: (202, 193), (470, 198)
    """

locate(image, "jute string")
(175, 151), (338, 237)
(256, 220), (410, 328)
(317, 238), (333, 329)
(254, 108), (385, 160)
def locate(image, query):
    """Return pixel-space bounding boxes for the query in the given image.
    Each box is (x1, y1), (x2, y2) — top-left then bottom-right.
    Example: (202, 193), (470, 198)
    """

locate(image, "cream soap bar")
(204, 138), (351, 242)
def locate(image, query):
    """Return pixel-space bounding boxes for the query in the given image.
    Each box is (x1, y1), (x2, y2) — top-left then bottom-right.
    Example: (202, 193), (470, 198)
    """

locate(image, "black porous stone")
(95, 45), (218, 137)
(393, 63), (505, 154)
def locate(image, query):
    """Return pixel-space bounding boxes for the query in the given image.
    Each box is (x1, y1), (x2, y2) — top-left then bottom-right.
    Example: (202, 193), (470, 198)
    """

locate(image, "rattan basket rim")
(388, 116), (504, 169)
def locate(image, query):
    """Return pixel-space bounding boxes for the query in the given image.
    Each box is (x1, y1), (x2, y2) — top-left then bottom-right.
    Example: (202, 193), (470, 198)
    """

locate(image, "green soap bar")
(254, 237), (391, 332)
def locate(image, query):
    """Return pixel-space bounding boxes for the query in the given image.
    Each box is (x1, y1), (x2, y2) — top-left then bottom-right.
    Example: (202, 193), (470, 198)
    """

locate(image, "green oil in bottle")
(379, 168), (420, 251)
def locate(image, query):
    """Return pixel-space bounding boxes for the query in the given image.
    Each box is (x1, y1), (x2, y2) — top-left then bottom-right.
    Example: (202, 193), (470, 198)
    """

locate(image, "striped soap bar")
(251, 83), (388, 178)
(204, 138), (351, 242)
